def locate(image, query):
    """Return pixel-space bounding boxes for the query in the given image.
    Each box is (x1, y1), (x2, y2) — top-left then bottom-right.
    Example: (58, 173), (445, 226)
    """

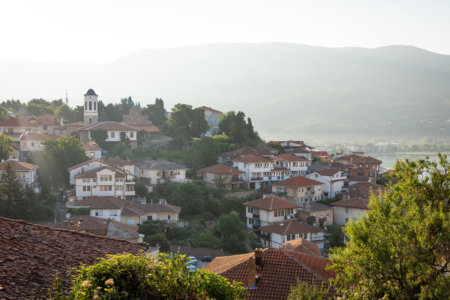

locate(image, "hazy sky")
(1, 0), (449, 63)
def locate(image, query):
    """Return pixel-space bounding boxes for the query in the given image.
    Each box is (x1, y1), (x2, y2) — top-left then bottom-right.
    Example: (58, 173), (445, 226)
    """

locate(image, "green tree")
(0, 133), (14, 161)
(55, 104), (75, 124)
(325, 224), (345, 249)
(307, 215), (316, 225)
(0, 162), (27, 219)
(143, 98), (167, 126)
(329, 155), (450, 299)
(26, 99), (55, 115)
(165, 182), (205, 217)
(288, 280), (332, 300)
(134, 180), (149, 198)
(104, 103), (122, 122)
(144, 233), (171, 252)
(62, 253), (245, 299)
(165, 104), (208, 148)
(38, 136), (88, 188)
(218, 111), (235, 135)
(215, 211), (248, 253)
(185, 137), (221, 170)
(138, 221), (163, 236)
(0, 106), (8, 121)
(90, 129), (108, 149)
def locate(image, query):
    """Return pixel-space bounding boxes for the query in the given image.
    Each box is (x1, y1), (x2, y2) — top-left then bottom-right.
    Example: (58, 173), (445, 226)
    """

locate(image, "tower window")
(89, 102), (92, 110)
(85, 102), (87, 110)
(89, 117), (92, 124)
(94, 102), (96, 110)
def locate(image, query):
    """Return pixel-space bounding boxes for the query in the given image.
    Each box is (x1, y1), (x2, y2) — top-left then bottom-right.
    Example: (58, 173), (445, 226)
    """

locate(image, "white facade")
(84, 90), (98, 125)
(89, 130), (137, 142)
(202, 109), (221, 136)
(333, 206), (366, 226)
(266, 231), (325, 249)
(86, 149), (102, 160)
(134, 161), (187, 192)
(75, 168), (135, 200)
(233, 160), (272, 189)
(306, 171), (345, 198)
(245, 206), (297, 229)
(90, 208), (122, 222)
(68, 160), (109, 185)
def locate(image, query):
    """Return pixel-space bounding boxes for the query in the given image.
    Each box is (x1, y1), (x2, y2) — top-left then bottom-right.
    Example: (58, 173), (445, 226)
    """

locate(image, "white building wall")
(69, 161), (109, 185)
(333, 206), (367, 226)
(90, 208), (121, 221)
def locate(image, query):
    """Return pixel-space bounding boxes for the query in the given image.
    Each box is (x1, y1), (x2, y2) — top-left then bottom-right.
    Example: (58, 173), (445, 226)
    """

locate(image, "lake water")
(366, 152), (449, 170)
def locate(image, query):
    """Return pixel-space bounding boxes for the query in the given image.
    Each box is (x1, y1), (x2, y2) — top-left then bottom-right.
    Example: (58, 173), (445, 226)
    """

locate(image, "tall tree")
(165, 104), (208, 148)
(229, 111), (247, 144)
(0, 133), (14, 161)
(0, 162), (27, 219)
(218, 111), (236, 135)
(214, 211), (248, 253)
(143, 98), (167, 126)
(104, 103), (122, 122)
(185, 137), (221, 170)
(38, 136), (88, 188)
(0, 106), (8, 121)
(329, 155), (450, 299)
(90, 129), (108, 149)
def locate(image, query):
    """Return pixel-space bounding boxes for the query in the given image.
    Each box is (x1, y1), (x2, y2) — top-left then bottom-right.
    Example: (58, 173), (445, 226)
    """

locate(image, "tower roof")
(84, 89), (98, 96)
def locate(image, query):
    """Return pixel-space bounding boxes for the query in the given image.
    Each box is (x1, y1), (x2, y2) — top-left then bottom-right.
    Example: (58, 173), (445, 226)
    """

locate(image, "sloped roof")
(205, 248), (333, 299)
(316, 168), (342, 176)
(84, 88), (98, 96)
(244, 196), (300, 211)
(54, 215), (109, 232)
(197, 164), (244, 175)
(351, 156), (382, 164)
(312, 151), (329, 156)
(301, 202), (333, 212)
(0, 115), (61, 127)
(121, 202), (181, 216)
(135, 160), (187, 171)
(260, 220), (324, 235)
(233, 154), (273, 163)
(332, 197), (369, 209)
(274, 176), (322, 188)
(106, 157), (133, 167)
(74, 166), (126, 179)
(20, 132), (58, 141)
(0, 217), (146, 299)
(283, 238), (321, 256)
(80, 121), (138, 132)
(197, 106), (222, 113)
(83, 141), (102, 151)
(71, 196), (128, 209)
(0, 160), (38, 171)
(276, 153), (308, 162)
(67, 158), (103, 171)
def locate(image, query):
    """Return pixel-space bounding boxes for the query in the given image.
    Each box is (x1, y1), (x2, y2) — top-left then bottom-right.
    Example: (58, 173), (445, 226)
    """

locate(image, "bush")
(63, 253), (246, 299)
(144, 233), (170, 252)
(70, 207), (90, 216)
(138, 221), (163, 236)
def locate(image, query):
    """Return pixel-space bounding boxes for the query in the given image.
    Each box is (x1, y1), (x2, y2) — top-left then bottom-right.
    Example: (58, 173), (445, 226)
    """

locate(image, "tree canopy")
(0, 133), (14, 161)
(58, 253), (245, 299)
(142, 98), (167, 126)
(219, 111), (260, 145)
(215, 211), (248, 253)
(329, 155), (450, 299)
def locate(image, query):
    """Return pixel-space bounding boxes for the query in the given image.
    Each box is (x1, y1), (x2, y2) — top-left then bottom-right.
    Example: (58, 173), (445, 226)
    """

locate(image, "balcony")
(251, 177), (263, 181)
(252, 213), (260, 219)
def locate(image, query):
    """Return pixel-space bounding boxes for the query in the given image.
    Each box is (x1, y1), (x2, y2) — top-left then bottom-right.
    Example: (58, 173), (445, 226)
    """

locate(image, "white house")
(78, 121), (138, 144)
(272, 176), (323, 203)
(69, 196), (126, 221)
(19, 132), (58, 161)
(0, 160), (40, 193)
(83, 140), (103, 160)
(244, 195), (300, 231)
(134, 160), (187, 192)
(0, 115), (63, 141)
(67, 159), (110, 185)
(306, 168), (346, 198)
(232, 154), (273, 189)
(260, 220), (325, 250)
(197, 106), (222, 136)
(74, 166), (135, 200)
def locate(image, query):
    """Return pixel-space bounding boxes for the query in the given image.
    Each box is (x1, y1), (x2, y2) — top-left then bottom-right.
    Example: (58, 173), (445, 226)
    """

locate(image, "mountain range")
(0, 43), (449, 142)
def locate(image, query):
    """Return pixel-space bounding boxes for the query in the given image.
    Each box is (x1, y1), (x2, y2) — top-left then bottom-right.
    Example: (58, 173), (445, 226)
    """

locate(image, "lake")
(366, 152), (449, 170)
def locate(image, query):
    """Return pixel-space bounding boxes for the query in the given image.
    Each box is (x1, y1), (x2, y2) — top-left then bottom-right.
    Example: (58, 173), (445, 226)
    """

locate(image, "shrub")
(144, 233), (170, 252)
(65, 253), (246, 299)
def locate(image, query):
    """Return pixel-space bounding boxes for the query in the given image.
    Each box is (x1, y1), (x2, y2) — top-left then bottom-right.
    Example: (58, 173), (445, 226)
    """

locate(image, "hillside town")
(0, 89), (404, 298)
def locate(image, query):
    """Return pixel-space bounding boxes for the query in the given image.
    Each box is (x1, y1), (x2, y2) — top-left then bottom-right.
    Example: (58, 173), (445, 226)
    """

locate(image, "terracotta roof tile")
(283, 238), (321, 256)
(260, 220), (324, 235)
(276, 153), (308, 162)
(83, 141), (102, 151)
(332, 197), (369, 209)
(121, 202), (181, 216)
(205, 248), (334, 299)
(244, 196), (300, 211)
(0, 160), (38, 171)
(70, 196), (128, 209)
(197, 164), (244, 175)
(274, 176), (322, 188)
(316, 168), (342, 176)
(74, 166), (126, 179)
(67, 158), (102, 171)
(20, 132), (58, 141)
(233, 154), (273, 163)
(80, 121), (138, 132)
(0, 217), (146, 299)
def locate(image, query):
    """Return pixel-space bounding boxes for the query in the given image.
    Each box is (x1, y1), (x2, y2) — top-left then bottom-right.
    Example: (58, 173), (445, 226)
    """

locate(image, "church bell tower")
(84, 89), (98, 125)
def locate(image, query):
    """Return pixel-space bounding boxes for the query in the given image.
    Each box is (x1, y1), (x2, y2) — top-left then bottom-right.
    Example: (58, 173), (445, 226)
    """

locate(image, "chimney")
(247, 256), (256, 289)
(254, 248), (263, 266)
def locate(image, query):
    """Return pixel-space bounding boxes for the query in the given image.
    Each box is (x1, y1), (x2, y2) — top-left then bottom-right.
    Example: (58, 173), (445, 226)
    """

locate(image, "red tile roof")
(260, 220), (324, 235)
(71, 196), (128, 209)
(0, 115), (62, 127)
(283, 238), (321, 256)
(80, 121), (138, 132)
(121, 202), (181, 216)
(105, 157), (133, 167)
(351, 156), (382, 164)
(274, 176), (322, 188)
(233, 154), (273, 163)
(312, 151), (329, 156)
(0, 217), (146, 299)
(83, 141), (102, 151)
(0, 160), (38, 171)
(20, 132), (58, 141)
(74, 166), (126, 179)
(276, 153), (308, 162)
(197, 106), (222, 113)
(54, 215), (109, 232)
(67, 158), (102, 171)
(316, 168), (342, 176)
(197, 164), (244, 175)
(244, 196), (300, 211)
(332, 197), (369, 209)
(205, 248), (333, 299)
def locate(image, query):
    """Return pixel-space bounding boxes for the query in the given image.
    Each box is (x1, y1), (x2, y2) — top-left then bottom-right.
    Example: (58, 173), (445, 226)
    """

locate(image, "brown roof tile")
(244, 196), (300, 211)
(283, 238), (321, 256)
(67, 158), (102, 171)
(316, 168), (342, 176)
(197, 164), (244, 175)
(81, 121), (138, 132)
(74, 166), (126, 179)
(233, 154), (273, 163)
(0, 217), (146, 299)
(121, 202), (181, 216)
(71, 196), (128, 209)
(20, 132), (58, 141)
(276, 153), (308, 162)
(0, 160), (38, 171)
(260, 220), (324, 235)
(332, 197), (369, 209)
(274, 176), (322, 188)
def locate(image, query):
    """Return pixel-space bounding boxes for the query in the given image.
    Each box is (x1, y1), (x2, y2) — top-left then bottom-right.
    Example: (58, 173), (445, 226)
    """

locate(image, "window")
(94, 102), (96, 110)
(111, 132), (115, 138)
(147, 215), (153, 221)
(168, 215), (171, 220)
(23, 142), (27, 147)
(31, 142), (35, 147)
(108, 175), (112, 181)
(89, 102), (92, 110)
(85, 102), (87, 110)
(130, 132), (134, 138)
(90, 152), (94, 157)
(345, 208), (349, 213)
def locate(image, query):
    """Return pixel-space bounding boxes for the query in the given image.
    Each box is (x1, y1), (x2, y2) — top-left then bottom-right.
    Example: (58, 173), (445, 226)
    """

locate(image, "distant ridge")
(0, 43), (449, 141)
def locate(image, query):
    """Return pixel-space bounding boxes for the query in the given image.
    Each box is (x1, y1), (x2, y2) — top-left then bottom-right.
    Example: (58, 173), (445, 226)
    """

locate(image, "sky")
(0, 0), (449, 63)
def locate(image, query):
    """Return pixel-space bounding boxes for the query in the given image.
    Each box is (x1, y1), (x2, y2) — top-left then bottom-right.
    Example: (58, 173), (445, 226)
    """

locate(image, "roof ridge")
(282, 249), (328, 282)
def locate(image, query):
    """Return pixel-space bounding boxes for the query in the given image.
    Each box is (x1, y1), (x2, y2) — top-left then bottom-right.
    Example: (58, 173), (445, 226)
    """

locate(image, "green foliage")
(288, 280), (332, 300)
(316, 197), (338, 206)
(144, 233), (171, 252)
(138, 221), (163, 236)
(165, 103), (208, 148)
(37, 136), (88, 189)
(306, 215), (316, 225)
(70, 207), (90, 217)
(325, 224), (345, 249)
(142, 98), (167, 126)
(329, 155), (450, 299)
(0, 162), (26, 218)
(163, 182), (206, 217)
(215, 211), (248, 253)
(185, 136), (222, 170)
(89, 129), (108, 149)
(1, 99), (23, 114)
(104, 103), (122, 122)
(0, 106), (9, 121)
(62, 253), (245, 300)
(219, 111), (261, 145)
(0, 133), (14, 161)
(134, 180), (149, 198)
